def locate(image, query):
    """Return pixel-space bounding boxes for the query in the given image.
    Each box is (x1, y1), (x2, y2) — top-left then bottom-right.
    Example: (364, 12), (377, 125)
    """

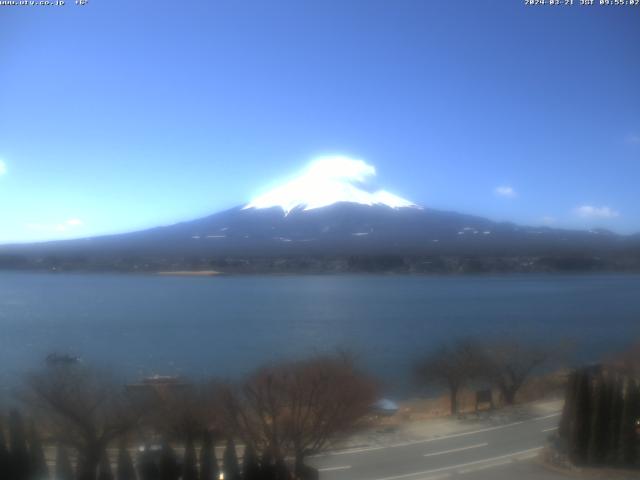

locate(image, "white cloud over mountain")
(575, 205), (620, 219)
(26, 218), (84, 233)
(244, 155), (419, 215)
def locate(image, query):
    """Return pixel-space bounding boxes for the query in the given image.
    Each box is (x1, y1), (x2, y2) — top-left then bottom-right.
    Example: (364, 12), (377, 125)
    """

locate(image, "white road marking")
(423, 443), (488, 457)
(456, 448), (542, 475)
(318, 465), (352, 472)
(315, 423), (521, 457)
(536, 413), (562, 420)
(314, 412), (560, 457)
(373, 446), (543, 480)
(542, 426), (558, 432)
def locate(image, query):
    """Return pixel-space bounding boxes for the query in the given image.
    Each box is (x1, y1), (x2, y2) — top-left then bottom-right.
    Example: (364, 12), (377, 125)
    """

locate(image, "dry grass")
(374, 370), (569, 427)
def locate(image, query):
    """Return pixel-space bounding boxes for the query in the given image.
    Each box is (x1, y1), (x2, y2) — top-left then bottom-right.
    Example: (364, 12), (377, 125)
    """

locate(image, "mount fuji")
(1, 156), (639, 273)
(243, 156), (419, 214)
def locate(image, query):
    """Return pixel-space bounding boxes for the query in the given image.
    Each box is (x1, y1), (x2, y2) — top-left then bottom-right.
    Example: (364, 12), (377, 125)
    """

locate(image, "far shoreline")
(155, 270), (222, 277)
(2, 268), (640, 277)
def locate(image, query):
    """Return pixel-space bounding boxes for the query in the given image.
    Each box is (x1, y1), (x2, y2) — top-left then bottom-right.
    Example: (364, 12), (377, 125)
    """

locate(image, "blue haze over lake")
(1, 272), (639, 396)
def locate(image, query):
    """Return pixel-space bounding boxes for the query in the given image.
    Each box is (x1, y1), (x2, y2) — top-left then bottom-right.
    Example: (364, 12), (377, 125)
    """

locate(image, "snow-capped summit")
(243, 156), (420, 215)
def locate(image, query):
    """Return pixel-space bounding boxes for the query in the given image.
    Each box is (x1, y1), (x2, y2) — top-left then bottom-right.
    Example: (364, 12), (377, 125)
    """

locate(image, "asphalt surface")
(308, 412), (569, 480)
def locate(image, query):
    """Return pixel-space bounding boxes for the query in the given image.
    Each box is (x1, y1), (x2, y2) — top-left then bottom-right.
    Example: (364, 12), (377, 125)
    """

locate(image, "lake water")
(1, 272), (639, 396)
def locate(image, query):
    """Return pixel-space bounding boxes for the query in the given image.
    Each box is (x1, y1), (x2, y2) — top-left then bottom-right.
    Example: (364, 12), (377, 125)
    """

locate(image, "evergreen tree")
(629, 379), (640, 466)
(9, 410), (30, 480)
(29, 423), (49, 480)
(607, 375), (624, 464)
(241, 444), (260, 480)
(199, 432), (218, 480)
(137, 449), (159, 480)
(558, 371), (578, 441)
(587, 375), (609, 464)
(98, 450), (114, 480)
(55, 445), (74, 480)
(75, 454), (84, 480)
(116, 444), (136, 480)
(259, 447), (276, 480)
(0, 419), (11, 480)
(76, 453), (95, 480)
(568, 370), (591, 465)
(222, 439), (240, 480)
(620, 379), (640, 466)
(159, 443), (180, 480)
(274, 457), (290, 480)
(182, 436), (199, 480)
(600, 375), (615, 461)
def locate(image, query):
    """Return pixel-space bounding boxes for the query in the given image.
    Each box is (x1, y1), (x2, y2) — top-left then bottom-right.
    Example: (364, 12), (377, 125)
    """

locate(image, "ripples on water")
(1, 272), (639, 395)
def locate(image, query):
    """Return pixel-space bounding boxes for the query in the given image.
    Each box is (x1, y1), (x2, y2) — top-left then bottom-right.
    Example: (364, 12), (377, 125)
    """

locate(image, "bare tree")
(478, 338), (565, 405)
(146, 380), (224, 443)
(24, 364), (143, 480)
(283, 353), (377, 471)
(223, 353), (377, 474)
(415, 339), (482, 415)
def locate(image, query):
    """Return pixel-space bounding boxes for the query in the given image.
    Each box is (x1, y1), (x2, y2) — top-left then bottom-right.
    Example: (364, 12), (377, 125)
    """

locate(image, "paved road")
(308, 412), (568, 480)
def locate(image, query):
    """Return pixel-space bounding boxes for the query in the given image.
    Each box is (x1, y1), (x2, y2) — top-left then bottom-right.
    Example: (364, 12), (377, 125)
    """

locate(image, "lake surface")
(1, 272), (639, 396)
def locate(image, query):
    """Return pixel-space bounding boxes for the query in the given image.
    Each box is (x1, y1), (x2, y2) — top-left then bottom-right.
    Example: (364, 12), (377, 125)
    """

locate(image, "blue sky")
(1, 1), (639, 243)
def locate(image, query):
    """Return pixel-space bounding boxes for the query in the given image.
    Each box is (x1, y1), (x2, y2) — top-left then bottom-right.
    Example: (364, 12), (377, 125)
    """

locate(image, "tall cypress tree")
(569, 370), (591, 465)
(559, 371), (579, 442)
(274, 456), (290, 480)
(160, 443), (180, 480)
(116, 444), (136, 480)
(601, 374), (615, 461)
(137, 449), (159, 480)
(629, 379), (640, 466)
(199, 432), (219, 480)
(607, 375), (624, 464)
(182, 436), (199, 480)
(260, 447), (276, 480)
(241, 444), (261, 480)
(587, 375), (609, 464)
(0, 418), (11, 480)
(222, 439), (240, 480)
(98, 449), (114, 480)
(620, 379), (640, 466)
(55, 445), (74, 480)
(9, 410), (30, 480)
(29, 423), (49, 480)
(75, 453), (84, 480)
